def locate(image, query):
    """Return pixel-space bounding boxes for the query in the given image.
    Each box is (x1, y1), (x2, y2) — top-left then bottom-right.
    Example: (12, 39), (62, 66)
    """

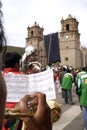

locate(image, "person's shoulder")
(80, 73), (87, 79)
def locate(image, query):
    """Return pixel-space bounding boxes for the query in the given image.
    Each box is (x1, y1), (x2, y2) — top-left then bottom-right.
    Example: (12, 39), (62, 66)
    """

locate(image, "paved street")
(53, 88), (84, 130)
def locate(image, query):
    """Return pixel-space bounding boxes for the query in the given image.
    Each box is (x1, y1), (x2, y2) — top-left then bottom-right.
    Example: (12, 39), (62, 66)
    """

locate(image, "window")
(66, 24), (69, 31)
(31, 31), (34, 37)
(65, 57), (68, 61)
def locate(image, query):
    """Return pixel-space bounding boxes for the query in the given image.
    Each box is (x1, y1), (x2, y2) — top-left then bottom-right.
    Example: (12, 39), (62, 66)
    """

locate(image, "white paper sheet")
(4, 69), (56, 102)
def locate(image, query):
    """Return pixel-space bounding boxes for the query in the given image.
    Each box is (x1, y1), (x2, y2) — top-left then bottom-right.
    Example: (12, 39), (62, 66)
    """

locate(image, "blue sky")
(2, 0), (87, 47)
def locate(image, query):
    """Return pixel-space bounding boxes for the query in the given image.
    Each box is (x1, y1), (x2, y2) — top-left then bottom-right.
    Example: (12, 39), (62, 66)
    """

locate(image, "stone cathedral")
(25, 15), (87, 68)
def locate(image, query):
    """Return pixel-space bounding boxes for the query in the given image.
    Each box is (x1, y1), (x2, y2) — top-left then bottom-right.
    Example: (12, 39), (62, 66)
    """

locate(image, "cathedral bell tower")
(25, 22), (46, 66)
(59, 14), (81, 68)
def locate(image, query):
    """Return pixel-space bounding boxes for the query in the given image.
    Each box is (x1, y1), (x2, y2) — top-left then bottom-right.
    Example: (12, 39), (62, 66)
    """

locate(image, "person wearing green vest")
(78, 73), (87, 130)
(75, 67), (87, 110)
(62, 67), (74, 105)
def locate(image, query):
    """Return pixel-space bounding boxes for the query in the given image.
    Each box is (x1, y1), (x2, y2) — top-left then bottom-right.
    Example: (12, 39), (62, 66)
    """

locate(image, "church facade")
(25, 15), (87, 68)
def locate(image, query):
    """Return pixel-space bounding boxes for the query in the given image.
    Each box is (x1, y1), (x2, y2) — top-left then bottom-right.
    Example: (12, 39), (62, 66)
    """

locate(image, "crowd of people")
(52, 64), (87, 130)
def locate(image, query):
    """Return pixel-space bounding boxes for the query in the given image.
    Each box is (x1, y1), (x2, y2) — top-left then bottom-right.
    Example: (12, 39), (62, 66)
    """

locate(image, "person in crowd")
(0, 1), (52, 130)
(21, 45), (40, 74)
(75, 67), (87, 110)
(3, 52), (22, 105)
(0, 1), (7, 129)
(52, 67), (61, 93)
(75, 67), (86, 95)
(60, 65), (67, 97)
(73, 68), (79, 83)
(52, 67), (58, 82)
(61, 67), (74, 105)
(3, 52), (22, 74)
(78, 71), (87, 130)
(0, 70), (7, 130)
(2, 52), (23, 130)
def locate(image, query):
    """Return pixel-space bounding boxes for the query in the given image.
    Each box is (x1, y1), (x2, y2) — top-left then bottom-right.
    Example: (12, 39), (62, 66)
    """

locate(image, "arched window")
(65, 57), (68, 61)
(66, 24), (69, 31)
(31, 31), (34, 37)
